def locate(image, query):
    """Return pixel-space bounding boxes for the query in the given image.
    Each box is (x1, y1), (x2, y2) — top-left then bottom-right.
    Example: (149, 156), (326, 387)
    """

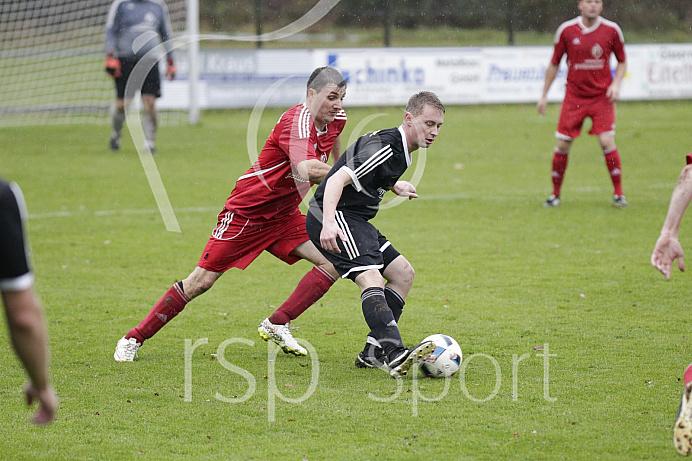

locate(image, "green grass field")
(1, 100), (692, 459)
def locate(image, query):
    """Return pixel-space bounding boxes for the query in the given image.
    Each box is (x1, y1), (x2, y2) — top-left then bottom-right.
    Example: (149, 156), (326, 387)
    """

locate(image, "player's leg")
(591, 100), (625, 207)
(600, 135), (626, 207)
(545, 138), (572, 207)
(382, 255), (415, 320)
(110, 98), (126, 151)
(256, 212), (337, 355)
(110, 59), (136, 151)
(115, 209), (260, 362)
(114, 266), (222, 361)
(257, 240), (336, 357)
(110, 76), (127, 152)
(140, 62), (161, 153)
(353, 269), (434, 378)
(266, 239), (339, 325)
(546, 95), (584, 206)
(356, 238), (413, 368)
(141, 94), (157, 153)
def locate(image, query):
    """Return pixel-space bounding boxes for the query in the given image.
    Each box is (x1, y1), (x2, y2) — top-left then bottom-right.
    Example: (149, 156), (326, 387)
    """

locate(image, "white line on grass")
(27, 206), (220, 220)
(26, 182), (676, 221)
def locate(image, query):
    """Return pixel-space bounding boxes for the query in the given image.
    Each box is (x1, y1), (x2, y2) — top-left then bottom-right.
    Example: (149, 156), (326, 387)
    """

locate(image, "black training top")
(311, 126), (412, 220)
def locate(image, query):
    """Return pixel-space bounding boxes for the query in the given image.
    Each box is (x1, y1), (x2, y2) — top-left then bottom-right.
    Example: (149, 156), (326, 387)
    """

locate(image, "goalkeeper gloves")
(165, 57), (176, 81)
(105, 52), (121, 78)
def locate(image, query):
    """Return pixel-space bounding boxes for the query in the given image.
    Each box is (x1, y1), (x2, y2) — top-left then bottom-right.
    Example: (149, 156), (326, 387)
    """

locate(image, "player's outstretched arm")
(2, 287), (58, 424)
(296, 159), (332, 185)
(652, 164), (692, 279)
(537, 63), (559, 115)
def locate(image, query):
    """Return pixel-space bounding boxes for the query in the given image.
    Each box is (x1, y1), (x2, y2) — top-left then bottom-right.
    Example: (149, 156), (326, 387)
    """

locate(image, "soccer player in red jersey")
(537, 0), (627, 208)
(114, 66), (348, 361)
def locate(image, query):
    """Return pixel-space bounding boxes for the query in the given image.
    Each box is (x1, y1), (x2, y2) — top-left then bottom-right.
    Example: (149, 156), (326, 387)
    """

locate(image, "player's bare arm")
(652, 164), (692, 278)
(2, 287), (58, 425)
(330, 135), (342, 163)
(537, 63), (559, 115)
(607, 61), (627, 103)
(296, 158), (332, 184)
(319, 169), (352, 253)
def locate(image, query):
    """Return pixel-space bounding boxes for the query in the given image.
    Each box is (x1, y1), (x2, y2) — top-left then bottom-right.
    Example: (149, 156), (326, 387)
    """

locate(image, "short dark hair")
(405, 91), (445, 116)
(307, 66), (347, 93)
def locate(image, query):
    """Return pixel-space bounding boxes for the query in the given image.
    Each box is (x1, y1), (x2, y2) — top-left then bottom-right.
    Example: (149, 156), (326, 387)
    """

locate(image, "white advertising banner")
(159, 44), (692, 109)
(318, 48), (485, 105)
(624, 44), (692, 100)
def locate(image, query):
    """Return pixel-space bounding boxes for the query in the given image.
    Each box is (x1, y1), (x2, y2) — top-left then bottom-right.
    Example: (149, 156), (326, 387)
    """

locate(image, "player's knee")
(184, 274), (216, 298)
(404, 263), (415, 286)
(395, 258), (416, 286)
(318, 262), (340, 281)
(6, 305), (41, 334)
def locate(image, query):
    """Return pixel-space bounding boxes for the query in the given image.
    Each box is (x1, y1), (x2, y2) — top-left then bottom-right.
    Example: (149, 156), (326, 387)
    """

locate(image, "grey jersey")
(105, 0), (174, 61)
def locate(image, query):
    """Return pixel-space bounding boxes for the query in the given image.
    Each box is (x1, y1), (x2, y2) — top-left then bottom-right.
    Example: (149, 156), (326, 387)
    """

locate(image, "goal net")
(0, 0), (187, 127)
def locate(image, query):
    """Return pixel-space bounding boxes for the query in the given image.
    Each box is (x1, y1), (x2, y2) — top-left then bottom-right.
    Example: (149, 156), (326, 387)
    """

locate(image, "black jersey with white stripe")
(312, 126), (411, 220)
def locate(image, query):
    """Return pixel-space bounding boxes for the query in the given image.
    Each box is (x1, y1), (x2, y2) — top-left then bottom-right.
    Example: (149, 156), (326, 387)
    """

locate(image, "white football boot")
(114, 336), (141, 362)
(258, 318), (307, 356)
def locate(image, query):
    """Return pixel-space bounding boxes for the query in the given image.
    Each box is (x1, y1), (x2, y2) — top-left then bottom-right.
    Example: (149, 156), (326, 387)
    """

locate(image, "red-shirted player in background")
(114, 66), (348, 361)
(537, 0), (627, 208)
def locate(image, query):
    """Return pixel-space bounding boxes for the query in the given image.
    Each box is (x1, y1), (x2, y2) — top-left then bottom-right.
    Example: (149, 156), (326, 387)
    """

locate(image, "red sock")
(604, 148), (623, 196)
(268, 266), (336, 325)
(551, 149), (569, 196)
(126, 282), (190, 343)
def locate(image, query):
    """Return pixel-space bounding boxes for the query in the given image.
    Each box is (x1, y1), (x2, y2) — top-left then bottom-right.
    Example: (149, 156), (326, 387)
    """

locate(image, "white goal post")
(0, 0), (192, 127)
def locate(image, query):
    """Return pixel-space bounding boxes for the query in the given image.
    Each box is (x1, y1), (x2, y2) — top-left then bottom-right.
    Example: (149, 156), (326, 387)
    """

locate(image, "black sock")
(363, 287), (405, 355)
(361, 287), (404, 359)
(385, 287), (405, 322)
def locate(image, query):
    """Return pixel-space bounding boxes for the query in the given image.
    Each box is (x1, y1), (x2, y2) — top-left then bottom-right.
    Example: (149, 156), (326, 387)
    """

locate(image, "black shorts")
(115, 58), (162, 99)
(306, 208), (401, 281)
(0, 179), (33, 291)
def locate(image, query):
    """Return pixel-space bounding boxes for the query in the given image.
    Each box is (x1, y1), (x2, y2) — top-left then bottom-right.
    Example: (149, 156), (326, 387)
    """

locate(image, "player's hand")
(165, 57), (176, 81)
(651, 233), (685, 280)
(392, 181), (418, 200)
(320, 220), (347, 254)
(606, 84), (620, 103)
(537, 97), (548, 115)
(105, 53), (121, 78)
(24, 382), (58, 425)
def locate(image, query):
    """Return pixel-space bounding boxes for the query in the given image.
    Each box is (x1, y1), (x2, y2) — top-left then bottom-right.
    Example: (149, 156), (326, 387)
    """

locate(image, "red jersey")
(551, 16), (626, 98)
(225, 103), (347, 220)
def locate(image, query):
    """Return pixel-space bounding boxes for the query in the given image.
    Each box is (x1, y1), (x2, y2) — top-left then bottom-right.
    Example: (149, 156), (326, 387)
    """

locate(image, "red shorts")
(556, 92), (615, 141)
(198, 207), (309, 272)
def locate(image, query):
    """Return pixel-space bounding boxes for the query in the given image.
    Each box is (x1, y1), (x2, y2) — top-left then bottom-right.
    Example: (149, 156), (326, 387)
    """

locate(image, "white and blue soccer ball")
(419, 334), (462, 378)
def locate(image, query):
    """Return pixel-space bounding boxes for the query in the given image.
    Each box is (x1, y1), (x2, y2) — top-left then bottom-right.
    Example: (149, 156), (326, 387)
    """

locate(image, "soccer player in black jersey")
(306, 91), (445, 378)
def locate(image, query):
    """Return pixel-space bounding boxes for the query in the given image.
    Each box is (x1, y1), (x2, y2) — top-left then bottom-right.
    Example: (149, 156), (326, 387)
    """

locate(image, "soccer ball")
(419, 334), (462, 378)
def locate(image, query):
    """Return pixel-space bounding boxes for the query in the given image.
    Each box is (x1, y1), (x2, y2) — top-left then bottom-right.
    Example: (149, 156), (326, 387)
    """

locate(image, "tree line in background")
(200, 0), (692, 36)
